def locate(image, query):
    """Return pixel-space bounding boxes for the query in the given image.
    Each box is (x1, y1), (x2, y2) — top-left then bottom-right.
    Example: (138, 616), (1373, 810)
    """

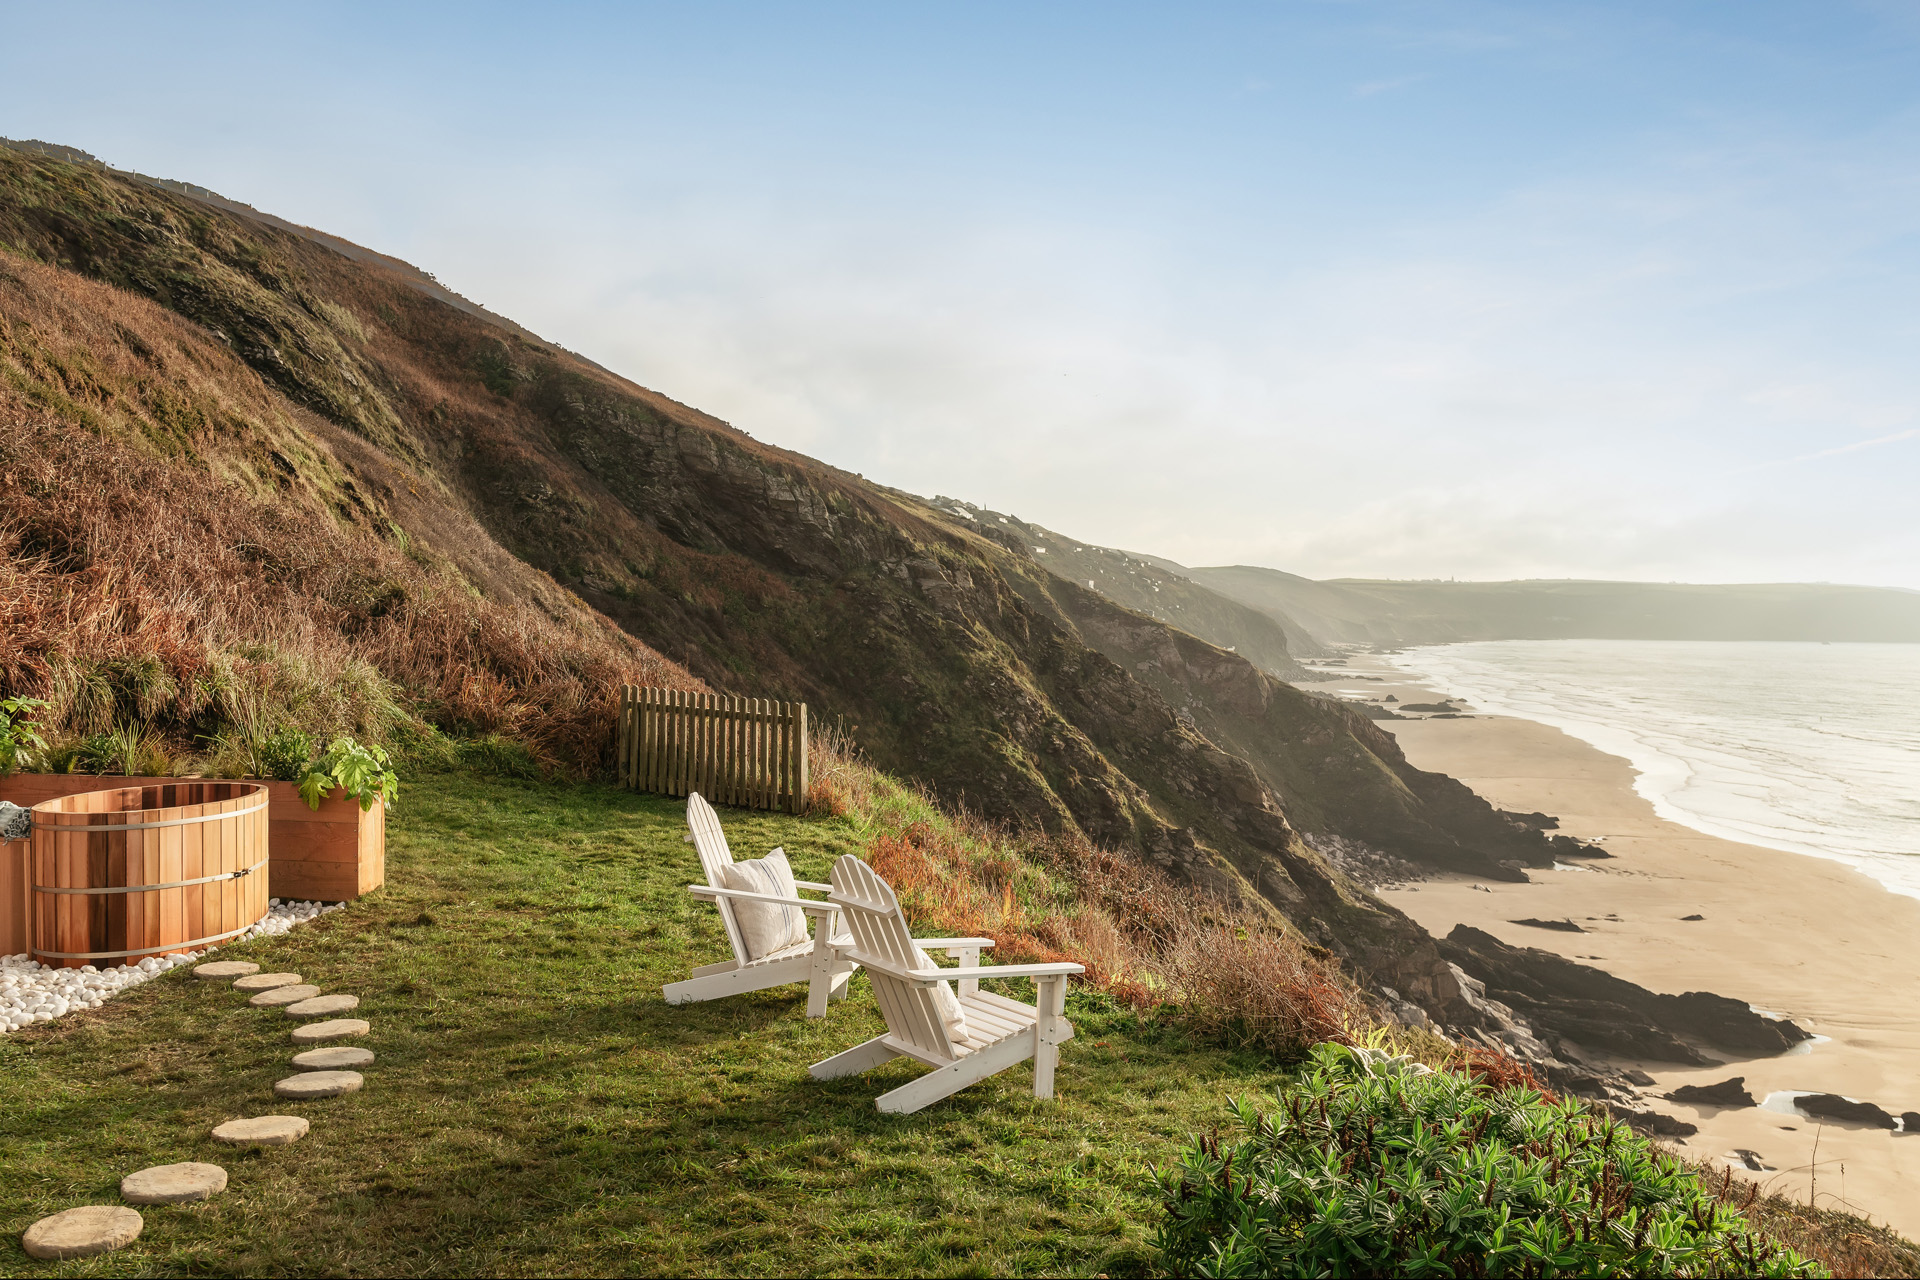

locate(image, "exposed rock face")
(1438, 926), (1810, 1064)
(1666, 1078), (1757, 1108)
(1501, 810), (1558, 830)
(1798, 1094), (1898, 1129)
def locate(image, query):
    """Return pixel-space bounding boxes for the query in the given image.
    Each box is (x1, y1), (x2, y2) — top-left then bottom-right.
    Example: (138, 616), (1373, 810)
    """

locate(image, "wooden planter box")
(0, 775), (383, 954)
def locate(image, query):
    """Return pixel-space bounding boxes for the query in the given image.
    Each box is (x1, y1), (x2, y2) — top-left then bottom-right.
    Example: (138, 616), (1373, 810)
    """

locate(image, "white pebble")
(0, 901), (337, 1031)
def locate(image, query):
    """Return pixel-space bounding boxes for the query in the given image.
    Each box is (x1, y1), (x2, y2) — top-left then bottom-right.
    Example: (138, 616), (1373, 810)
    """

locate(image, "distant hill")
(918, 499), (1329, 671)
(1178, 568), (1920, 648)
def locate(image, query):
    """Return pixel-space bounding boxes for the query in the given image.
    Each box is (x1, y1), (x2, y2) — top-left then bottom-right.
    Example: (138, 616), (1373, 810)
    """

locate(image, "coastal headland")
(1326, 655), (1920, 1238)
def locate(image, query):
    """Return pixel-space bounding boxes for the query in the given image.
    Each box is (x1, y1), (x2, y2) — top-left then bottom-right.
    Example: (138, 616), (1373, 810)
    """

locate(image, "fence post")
(792, 703), (808, 814)
(616, 686), (629, 787)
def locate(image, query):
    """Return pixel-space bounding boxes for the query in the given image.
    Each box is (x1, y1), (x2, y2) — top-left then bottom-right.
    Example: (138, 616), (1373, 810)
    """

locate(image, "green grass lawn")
(0, 770), (1294, 1278)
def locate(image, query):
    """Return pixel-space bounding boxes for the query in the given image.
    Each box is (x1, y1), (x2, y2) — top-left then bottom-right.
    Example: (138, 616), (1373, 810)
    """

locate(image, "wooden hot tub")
(29, 781), (270, 969)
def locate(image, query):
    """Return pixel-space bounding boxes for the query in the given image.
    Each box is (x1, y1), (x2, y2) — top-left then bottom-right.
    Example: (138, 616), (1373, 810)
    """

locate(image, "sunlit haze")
(6, 1), (1918, 585)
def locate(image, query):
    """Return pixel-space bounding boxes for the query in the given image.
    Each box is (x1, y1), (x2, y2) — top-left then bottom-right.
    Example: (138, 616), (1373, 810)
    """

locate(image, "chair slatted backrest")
(686, 793), (749, 965)
(829, 855), (955, 1060)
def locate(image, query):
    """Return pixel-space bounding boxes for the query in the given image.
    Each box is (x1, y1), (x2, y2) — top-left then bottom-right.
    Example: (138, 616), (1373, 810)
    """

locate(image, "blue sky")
(6, 1), (1919, 585)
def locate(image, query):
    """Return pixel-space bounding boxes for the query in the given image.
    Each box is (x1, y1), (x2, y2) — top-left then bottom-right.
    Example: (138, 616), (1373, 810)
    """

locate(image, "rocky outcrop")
(1798, 1094), (1898, 1129)
(1666, 1078), (1756, 1107)
(1511, 918), (1585, 933)
(1438, 926), (1810, 1063)
(1608, 1106), (1698, 1139)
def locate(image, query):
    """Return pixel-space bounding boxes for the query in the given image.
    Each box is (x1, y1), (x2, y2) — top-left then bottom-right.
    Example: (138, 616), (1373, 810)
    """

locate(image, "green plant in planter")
(1151, 1042), (1822, 1279)
(0, 696), (48, 775)
(256, 726), (317, 782)
(297, 736), (398, 812)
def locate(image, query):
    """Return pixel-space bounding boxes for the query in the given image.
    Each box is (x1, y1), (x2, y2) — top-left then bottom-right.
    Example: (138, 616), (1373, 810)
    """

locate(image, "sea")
(1383, 640), (1920, 900)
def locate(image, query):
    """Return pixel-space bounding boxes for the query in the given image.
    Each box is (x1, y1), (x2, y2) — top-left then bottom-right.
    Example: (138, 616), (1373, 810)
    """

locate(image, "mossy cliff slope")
(1, 144), (1563, 1017)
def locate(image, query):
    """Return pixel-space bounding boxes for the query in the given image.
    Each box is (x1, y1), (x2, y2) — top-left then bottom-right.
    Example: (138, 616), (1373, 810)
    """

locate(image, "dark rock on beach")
(1438, 925), (1811, 1064)
(1500, 810), (1559, 831)
(1609, 1105), (1699, 1139)
(1665, 1077), (1756, 1108)
(1901, 1111), (1920, 1132)
(1656, 991), (1809, 1056)
(1798, 1094), (1898, 1129)
(1511, 918), (1585, 933)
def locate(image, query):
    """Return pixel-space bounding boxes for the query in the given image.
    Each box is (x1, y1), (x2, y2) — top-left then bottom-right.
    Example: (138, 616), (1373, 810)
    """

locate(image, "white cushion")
(719, 848), (810, 961)
(914, 945), (968, 1043)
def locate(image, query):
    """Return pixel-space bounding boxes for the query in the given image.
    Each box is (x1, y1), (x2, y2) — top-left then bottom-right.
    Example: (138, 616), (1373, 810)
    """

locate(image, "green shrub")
(1150, 1043), (1823, 1279)
(0, 695), (48, 774)
(297, 736), (398, 811)
(65, 724), (174, 777)
(255, 725), (317, 781)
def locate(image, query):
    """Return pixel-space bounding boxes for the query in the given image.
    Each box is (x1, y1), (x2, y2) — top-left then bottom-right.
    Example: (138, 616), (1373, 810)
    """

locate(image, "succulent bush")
(1151, 1042), (1823, 1279)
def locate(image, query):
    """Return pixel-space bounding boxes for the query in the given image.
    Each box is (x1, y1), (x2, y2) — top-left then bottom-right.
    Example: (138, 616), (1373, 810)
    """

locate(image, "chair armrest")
(841, 951), (916, 982)
(688, 885), (841, 916)
(792, 880), (834, 893)
(912, 937), (997, 951)
(845, 949), (1083, 986)
(940, 962), (1084, 981)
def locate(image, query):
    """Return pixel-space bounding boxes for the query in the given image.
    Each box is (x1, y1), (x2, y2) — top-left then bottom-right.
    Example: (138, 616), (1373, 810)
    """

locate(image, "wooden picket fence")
(617, 687), (810, 813)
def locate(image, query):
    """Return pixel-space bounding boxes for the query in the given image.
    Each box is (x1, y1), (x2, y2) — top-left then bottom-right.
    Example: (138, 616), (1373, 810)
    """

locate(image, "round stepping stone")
(21, 1206), (143, 1260)
(193, 961), (259, 981)
(292, 1045), (374, 1071)
(249, 984), (322, 1008)
(121, 1161), (227, 1205)
(233, 972), (302, 993)
(274, 1070), (364, 1099)
(292, 1018), (369, 1045)
(285, 993), (358, 1019)
(211, 1115), (309, 1146)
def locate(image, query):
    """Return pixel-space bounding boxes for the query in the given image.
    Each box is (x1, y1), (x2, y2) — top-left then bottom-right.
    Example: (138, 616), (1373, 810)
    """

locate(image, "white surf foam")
(1385, 640), (1920, 900)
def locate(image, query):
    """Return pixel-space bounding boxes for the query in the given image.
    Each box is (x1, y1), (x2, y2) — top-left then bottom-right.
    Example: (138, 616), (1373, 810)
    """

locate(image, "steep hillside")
(970, 543), (1583, 880)
(1184, 566), (1920, 647)
(0, 142), (1595, 1019)
(0, 250), (698, 773)
(920, 497), (1328, 668)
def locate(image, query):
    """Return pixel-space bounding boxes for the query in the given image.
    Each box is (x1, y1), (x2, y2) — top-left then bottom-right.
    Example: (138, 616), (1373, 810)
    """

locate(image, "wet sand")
(1306, 657), (1920, 1238)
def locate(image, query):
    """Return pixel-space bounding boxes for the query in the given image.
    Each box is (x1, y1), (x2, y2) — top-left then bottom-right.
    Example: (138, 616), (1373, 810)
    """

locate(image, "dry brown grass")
(1685, 1160), (1920, 1279)
(0, 402), (699, 773)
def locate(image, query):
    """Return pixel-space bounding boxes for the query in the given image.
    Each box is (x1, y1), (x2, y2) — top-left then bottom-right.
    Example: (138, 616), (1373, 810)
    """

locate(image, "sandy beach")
(1308, 656), (1920, 1238)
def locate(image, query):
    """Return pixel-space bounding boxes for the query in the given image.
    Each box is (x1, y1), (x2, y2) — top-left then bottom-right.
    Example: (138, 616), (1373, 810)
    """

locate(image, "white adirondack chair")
(662, 792), (856, 1017)
(809, 854), (1084, 1113)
